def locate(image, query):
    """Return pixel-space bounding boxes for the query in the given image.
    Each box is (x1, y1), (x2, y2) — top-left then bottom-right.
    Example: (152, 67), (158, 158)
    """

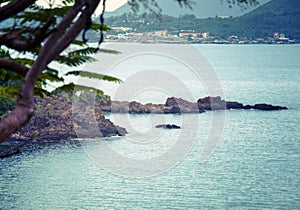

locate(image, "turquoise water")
(1, 44), (300, 209)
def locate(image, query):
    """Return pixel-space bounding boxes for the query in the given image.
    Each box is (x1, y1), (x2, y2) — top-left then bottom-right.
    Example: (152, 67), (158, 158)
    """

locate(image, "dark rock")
(197, 96), (226, 110)
(97, 118), (127, 137)
(97, 95), (112, 112)
(165, 97), (204, 113)
(145, 103), (165, 114)
(226, 101), (244, 109)
(129, 101), (151, 114)
(0, 145), (20, 158)
(162, 106), (175, 114)
(111, 101), (130, 113)
(6, 92), (288, 142)
(253, 103), (288, 111)
(10, 92), (127, 141)
(243, 105), (253, 110)
(155, 124), (181, 129)
(97, 95), (287, 114)
(108, 97), (204, 114)
(169, 105), (181, 114)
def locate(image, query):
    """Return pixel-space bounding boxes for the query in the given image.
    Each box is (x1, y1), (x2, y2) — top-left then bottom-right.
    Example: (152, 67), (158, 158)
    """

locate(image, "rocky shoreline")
(6, 92), (127, 142)
(5, 94), (287, 142)
(100, 96), (288, 114)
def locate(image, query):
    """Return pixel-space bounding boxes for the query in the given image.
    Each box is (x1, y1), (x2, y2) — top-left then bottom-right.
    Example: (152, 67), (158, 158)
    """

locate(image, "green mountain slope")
(106, 0), (271, 18)
(234, 0), (300, 39)
(106, 0), (300, 40)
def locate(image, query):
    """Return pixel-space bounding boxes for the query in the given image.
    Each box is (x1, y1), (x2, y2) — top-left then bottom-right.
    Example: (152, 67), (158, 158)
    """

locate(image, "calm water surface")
(1, 44), (299, 209)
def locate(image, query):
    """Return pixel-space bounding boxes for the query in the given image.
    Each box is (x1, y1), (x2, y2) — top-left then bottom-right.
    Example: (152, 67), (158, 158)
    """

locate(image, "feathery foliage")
(66, 71), (123, 83)
(0, 0), (121, 98)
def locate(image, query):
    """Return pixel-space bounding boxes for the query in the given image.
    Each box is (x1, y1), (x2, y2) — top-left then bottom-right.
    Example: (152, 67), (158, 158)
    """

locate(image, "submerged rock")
(0, 145), (20, 158)
(155, 124), (181, 129)
(242, 103), (287, 110)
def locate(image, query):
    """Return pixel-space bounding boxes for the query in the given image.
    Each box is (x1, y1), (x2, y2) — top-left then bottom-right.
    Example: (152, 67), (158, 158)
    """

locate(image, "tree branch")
(0, 0), (101, 142)
(0, 0), (36, 22)
(0, 58), (29, 75)
(0, 17), (55, 52)
(46, 0), (101, 63)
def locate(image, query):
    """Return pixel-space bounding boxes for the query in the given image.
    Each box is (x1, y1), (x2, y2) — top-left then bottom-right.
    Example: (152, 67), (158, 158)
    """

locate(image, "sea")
(1, 44), (299, 209)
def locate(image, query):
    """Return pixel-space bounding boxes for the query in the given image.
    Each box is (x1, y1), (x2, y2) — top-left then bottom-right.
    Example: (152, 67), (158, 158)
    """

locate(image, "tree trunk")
(0, 0), (101, 142)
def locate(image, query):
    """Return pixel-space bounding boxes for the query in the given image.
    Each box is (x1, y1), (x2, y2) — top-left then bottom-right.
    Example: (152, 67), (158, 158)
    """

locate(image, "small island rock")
(155, 124), (181, 129)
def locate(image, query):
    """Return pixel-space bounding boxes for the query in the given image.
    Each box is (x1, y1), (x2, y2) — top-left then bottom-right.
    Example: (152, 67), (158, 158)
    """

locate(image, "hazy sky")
(94, 0), (127, 14)
(105, 0), (127, 11)
(36, 0), (127, 13)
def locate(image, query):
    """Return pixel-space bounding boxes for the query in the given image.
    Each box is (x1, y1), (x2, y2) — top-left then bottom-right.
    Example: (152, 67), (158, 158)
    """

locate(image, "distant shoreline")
(104, 40), (300, 45)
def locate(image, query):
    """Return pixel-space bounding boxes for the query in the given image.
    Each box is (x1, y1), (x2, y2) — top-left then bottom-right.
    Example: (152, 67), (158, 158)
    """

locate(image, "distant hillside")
(105, 0), (300, 40)
(233, 0), (300, 39)
(105, 0), (271, 18)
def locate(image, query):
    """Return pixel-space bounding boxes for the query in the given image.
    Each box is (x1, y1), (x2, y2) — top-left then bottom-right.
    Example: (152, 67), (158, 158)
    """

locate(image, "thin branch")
(0, 17), (55, 52)
(95, 0), (106, 52)
(44, 0), (100, 64)
(0, 58), (29, 75)
(0, 0), (36, 22)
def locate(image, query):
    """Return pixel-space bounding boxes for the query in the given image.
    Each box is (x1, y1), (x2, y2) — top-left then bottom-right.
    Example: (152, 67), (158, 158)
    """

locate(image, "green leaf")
(44, 6), (72, 18)
(71, 40), (87, 47)
(65, 71), (123, 83)
(99, 49), (121, 54)
(19, 11), (46, 24)
(11, 58), (34, 67)
(0, 48), (10, 59)
(62, 0), (75, 6)
(90, 23), (111, 31)
(39, 72), (64, 83)
(54, 83), (104, 95)
(42, 67), (60, 77)
(68, 47), (120, 56)
(17, 6), (71, 24)
(69, 47), (98, 56)
(0, 69), (24, 82)
(55, 54), (96, 67)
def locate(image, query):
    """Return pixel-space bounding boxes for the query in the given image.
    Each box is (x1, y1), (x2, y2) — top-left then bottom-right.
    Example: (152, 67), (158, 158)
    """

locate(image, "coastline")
(105, 40), (300, 45)
(2, 94), (287, 144)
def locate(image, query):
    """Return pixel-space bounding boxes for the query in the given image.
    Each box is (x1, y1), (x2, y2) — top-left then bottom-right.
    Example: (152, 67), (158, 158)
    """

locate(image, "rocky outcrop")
(165, 97), (204, 113)
(197, 96), (226, 110)
(99, 96), (288, 113)
(6, 94), (286, 142)
(97, 95), (112, 112)
(111, 101), (130, 113)
(253, 103), (288, 111)
(198, 96), (288, 111)
(226, 101), (244, 109)
(8, 92), (127, 141)
(109, 97), (204, 114)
